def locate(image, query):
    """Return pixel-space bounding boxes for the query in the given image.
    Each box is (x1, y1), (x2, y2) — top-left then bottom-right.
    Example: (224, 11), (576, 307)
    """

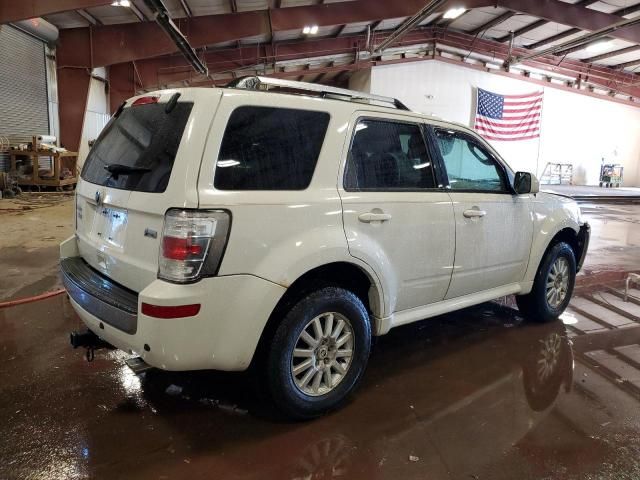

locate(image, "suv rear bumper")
(60, 237), (286, 371)
(62, 257), (138, 334)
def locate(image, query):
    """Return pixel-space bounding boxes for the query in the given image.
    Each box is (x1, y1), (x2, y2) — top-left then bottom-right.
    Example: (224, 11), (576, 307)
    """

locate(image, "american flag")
(474, 88), (543, 141)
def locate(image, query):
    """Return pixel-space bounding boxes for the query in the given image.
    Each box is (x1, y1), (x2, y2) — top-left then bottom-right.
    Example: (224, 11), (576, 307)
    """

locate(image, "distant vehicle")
(60, 77), (590, 419)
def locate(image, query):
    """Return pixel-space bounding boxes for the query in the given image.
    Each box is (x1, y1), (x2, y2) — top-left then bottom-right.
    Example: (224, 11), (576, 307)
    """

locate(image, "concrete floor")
(1, 200), (640, 479)
(542, 185), (640, 199)
(0, 194), (73, 301)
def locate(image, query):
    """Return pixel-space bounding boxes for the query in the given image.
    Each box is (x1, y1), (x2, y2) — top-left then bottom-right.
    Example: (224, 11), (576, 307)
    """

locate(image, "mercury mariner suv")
(60, 76), (590, 419)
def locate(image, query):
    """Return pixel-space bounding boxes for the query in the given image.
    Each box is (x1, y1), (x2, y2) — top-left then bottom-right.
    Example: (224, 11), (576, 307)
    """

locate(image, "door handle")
(463, 209), (487, 218)
(358, 212), (392, 223)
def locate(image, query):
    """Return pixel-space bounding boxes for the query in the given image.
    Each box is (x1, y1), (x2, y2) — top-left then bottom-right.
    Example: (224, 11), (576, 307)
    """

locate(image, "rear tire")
(516, 242), (576, 323)
(265, 286), (371, 420)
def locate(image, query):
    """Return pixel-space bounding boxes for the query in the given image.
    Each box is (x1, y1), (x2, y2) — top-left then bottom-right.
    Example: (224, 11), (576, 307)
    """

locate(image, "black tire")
(265, 286), (371, 420)
(516, 242), (576, 323)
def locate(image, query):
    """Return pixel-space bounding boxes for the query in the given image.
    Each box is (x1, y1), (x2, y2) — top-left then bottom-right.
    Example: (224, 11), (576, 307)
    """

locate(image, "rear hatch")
(75, 89), (220, 292)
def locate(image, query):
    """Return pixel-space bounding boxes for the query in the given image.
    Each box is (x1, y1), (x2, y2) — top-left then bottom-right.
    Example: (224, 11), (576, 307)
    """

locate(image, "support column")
(57, 67), (91, 152)
(109, 62), (137, 114)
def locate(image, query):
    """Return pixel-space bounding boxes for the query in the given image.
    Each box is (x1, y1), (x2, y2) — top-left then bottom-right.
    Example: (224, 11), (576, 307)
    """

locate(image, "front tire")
(517, 242), (576, 323)
(265, 286), (372, 420)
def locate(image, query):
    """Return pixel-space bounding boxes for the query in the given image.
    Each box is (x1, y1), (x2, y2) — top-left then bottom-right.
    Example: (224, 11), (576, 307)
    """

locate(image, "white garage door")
(0, 25), (50, 171)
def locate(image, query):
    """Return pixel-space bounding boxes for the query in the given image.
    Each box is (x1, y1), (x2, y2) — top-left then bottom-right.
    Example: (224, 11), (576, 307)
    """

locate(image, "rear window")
(214, 106), (330, 190)
(81, 101), (193, 193)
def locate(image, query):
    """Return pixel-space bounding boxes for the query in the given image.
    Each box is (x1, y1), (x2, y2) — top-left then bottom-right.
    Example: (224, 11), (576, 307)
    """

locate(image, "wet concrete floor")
(1, 204), (640, 480)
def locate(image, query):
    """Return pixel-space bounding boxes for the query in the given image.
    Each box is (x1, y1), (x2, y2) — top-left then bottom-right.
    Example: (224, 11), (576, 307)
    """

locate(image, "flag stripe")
(501, 91), (545, 99)
(476, 125), (541, 136)
(475, 119), (540, 130)
(502, 106), (543, 115)
(480, 134), (540, 142)
(477, 113), (540, 122)
(474, 88), (543, 141)
(502, 99), (544, 107)
(477, 126), (541, 136)
(503, 103), (543, 111)
(477, 122), (541, 133)
(504, 93), (543, 101)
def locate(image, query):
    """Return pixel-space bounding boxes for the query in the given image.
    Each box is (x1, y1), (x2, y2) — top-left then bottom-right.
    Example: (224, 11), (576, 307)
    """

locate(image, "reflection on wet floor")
(579, 203), (640, 274)
(2, 285), (640, 480)
(1, 204), (640, 479)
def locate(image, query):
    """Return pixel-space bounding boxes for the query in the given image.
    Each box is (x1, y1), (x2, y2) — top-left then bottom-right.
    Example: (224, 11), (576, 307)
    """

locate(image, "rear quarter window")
(214, 106), (330, 190)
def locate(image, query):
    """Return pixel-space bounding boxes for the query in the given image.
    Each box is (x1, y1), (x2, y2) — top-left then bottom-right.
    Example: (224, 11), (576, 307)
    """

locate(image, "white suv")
(60, 77), (589, 419)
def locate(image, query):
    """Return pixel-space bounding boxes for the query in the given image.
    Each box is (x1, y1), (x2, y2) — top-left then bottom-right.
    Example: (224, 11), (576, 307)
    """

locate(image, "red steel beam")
(131, 35), (361, 88)
(494, 0), (599, 43)
(57, 68), (92, 151)
(58, 10), (272, 68)
(440, 29), (640, 95)
(520, 1), (640, 48)
(584, 45), (640, 63)
(468, 11), (516, 37)
(109, 62), (137, 113)
(56, 0), (640, 70)
(432, 55), (640, 107)
(57, 0), (493, 68)
(170, 55), (640, 108)
(122, 28), (640, 98)
(505, 0), (640, 45)
(0, 0), (112, 24)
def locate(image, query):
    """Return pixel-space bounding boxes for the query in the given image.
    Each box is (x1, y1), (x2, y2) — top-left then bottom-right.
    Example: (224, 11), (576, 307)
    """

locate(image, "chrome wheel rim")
(291, 312), (354, 397)
(546, 257), (570, 309)
(537, 333), (562, 382)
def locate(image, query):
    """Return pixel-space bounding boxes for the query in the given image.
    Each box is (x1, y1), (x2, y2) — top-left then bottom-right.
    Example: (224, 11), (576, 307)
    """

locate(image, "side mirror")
(514, 171), (539, 194)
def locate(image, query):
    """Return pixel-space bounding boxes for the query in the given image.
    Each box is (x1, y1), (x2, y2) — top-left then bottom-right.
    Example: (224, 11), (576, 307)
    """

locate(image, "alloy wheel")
(546, 257), (570, 309)
(290, 312), (354, 397)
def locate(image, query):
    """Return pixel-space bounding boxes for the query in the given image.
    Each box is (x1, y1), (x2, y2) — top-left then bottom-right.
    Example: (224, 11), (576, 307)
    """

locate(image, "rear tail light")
(132, 96), (159, 106)
(158, 209), (231, 283)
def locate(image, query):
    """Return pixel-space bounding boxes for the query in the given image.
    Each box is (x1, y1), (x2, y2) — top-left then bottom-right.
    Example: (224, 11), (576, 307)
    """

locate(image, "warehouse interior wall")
(77, 68), (110, 169)
(354, 61), (640, 187)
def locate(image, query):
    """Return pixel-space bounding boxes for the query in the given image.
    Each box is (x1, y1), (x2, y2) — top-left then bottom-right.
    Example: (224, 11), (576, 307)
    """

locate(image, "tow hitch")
(70, 329), (114, 361)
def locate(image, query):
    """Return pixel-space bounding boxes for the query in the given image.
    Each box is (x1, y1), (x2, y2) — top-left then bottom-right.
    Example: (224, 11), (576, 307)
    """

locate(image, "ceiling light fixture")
(111, 0), (131, 7)
(586, 40), (613, 53)
(303, 25), (319, 35)
(443, 7), (466, 19)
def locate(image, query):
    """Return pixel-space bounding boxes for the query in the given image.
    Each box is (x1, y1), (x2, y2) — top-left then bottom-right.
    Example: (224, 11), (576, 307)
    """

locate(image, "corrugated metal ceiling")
(40, 0), (640, 73)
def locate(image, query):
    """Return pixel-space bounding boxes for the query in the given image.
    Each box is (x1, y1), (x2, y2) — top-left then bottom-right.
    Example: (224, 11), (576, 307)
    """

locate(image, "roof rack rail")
(226, 76), (410, 111)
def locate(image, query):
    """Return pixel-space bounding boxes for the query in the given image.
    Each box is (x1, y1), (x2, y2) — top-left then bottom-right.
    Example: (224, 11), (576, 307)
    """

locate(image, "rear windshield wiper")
(104, 164), (151, 180)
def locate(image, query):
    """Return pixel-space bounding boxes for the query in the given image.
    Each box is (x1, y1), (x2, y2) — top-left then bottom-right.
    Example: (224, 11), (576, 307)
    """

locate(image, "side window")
(344, 119), (437, 191)
(434, 129), (507, 192)
(214, 106), (330, 190)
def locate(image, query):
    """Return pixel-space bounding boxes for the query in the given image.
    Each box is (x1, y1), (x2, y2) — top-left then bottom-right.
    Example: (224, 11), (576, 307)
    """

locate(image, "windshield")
(81, 101), (193, 193)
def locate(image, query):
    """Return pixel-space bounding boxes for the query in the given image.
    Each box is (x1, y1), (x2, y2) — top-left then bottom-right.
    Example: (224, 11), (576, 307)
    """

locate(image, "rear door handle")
(358, 212), (392, 223)
(463, 209), (487, 218)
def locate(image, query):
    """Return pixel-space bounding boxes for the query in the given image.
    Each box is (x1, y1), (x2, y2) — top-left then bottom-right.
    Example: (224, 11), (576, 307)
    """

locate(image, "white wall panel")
(46, 45), (59, 144)
(349, 69), (371, 94)
(366, 61), (640, 186)
(77, 68), (110, 169)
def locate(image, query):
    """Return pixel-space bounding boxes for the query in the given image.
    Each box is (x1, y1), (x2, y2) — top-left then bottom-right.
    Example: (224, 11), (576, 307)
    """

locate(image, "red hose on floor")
(0, 289), (66, 309)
